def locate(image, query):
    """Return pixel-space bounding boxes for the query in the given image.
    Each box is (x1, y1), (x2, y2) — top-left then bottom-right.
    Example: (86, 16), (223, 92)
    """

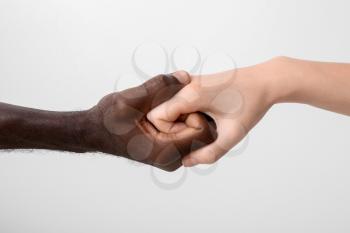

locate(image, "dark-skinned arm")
(0, 103), (95, 152)
(0, 75), (216, 171)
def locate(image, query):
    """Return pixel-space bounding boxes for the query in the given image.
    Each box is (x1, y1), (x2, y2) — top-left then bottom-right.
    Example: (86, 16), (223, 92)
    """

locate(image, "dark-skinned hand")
(86, 74), (217, 171)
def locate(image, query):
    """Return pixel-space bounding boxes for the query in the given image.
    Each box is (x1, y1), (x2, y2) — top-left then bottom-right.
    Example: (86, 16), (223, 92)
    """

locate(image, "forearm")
(0, 102), (96, 152)
(262, 57), (350, 116)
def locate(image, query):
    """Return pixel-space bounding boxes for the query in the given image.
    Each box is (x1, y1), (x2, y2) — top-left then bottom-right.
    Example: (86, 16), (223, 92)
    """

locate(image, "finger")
(171, 70), (192, 85)
(142, 74), (182, 102)
(147, 84), (201, 133)
(155, 113), (206, 141)
(117, 74), (182, 104)
(182, 121), (246, 166)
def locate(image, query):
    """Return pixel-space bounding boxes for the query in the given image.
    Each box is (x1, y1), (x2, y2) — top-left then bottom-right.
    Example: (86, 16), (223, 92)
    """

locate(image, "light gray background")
(0, 0), (350, 232)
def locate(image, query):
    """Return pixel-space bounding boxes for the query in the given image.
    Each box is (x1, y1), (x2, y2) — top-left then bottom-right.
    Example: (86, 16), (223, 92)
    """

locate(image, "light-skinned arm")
(147, 57), (350, 167)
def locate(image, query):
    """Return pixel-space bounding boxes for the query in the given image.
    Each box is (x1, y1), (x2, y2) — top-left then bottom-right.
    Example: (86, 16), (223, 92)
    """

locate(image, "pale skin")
(147, 56), (350, 167)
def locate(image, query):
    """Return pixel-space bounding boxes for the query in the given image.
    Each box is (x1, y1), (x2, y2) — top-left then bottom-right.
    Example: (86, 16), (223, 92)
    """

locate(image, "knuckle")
(146, 111), (157, 123)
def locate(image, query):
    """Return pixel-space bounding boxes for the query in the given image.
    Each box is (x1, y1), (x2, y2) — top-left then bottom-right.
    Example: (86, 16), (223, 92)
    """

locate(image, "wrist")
(79, 107), (109, 153)
(71, 110), (97, 152)
(252, 56), (301, 105)
(46, 110), (98, 153)
(82, 105), (125, 156)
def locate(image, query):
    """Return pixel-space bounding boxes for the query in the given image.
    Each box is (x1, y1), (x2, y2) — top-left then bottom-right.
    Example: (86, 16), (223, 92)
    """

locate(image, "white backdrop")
(0, 0), (350, 232)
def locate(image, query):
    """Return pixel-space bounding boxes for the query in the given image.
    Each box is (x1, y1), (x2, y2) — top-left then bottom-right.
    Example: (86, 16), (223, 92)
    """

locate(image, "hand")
(86, 74), (217, 171)
(147, 61), (282, 167)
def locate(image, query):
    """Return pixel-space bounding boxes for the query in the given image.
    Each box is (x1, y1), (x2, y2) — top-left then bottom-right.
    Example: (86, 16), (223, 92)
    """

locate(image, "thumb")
(141, 74), (182, 101)
(147, 82), (202, 133)
(139, 71), (192, 110)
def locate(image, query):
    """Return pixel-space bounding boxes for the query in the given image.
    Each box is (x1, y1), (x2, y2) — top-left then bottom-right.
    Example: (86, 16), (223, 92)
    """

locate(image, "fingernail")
(171, 71), (191, 84)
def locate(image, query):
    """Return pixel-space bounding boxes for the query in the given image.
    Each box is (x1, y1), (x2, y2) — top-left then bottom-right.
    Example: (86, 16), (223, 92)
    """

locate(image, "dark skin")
(0, 75), (216, 171)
